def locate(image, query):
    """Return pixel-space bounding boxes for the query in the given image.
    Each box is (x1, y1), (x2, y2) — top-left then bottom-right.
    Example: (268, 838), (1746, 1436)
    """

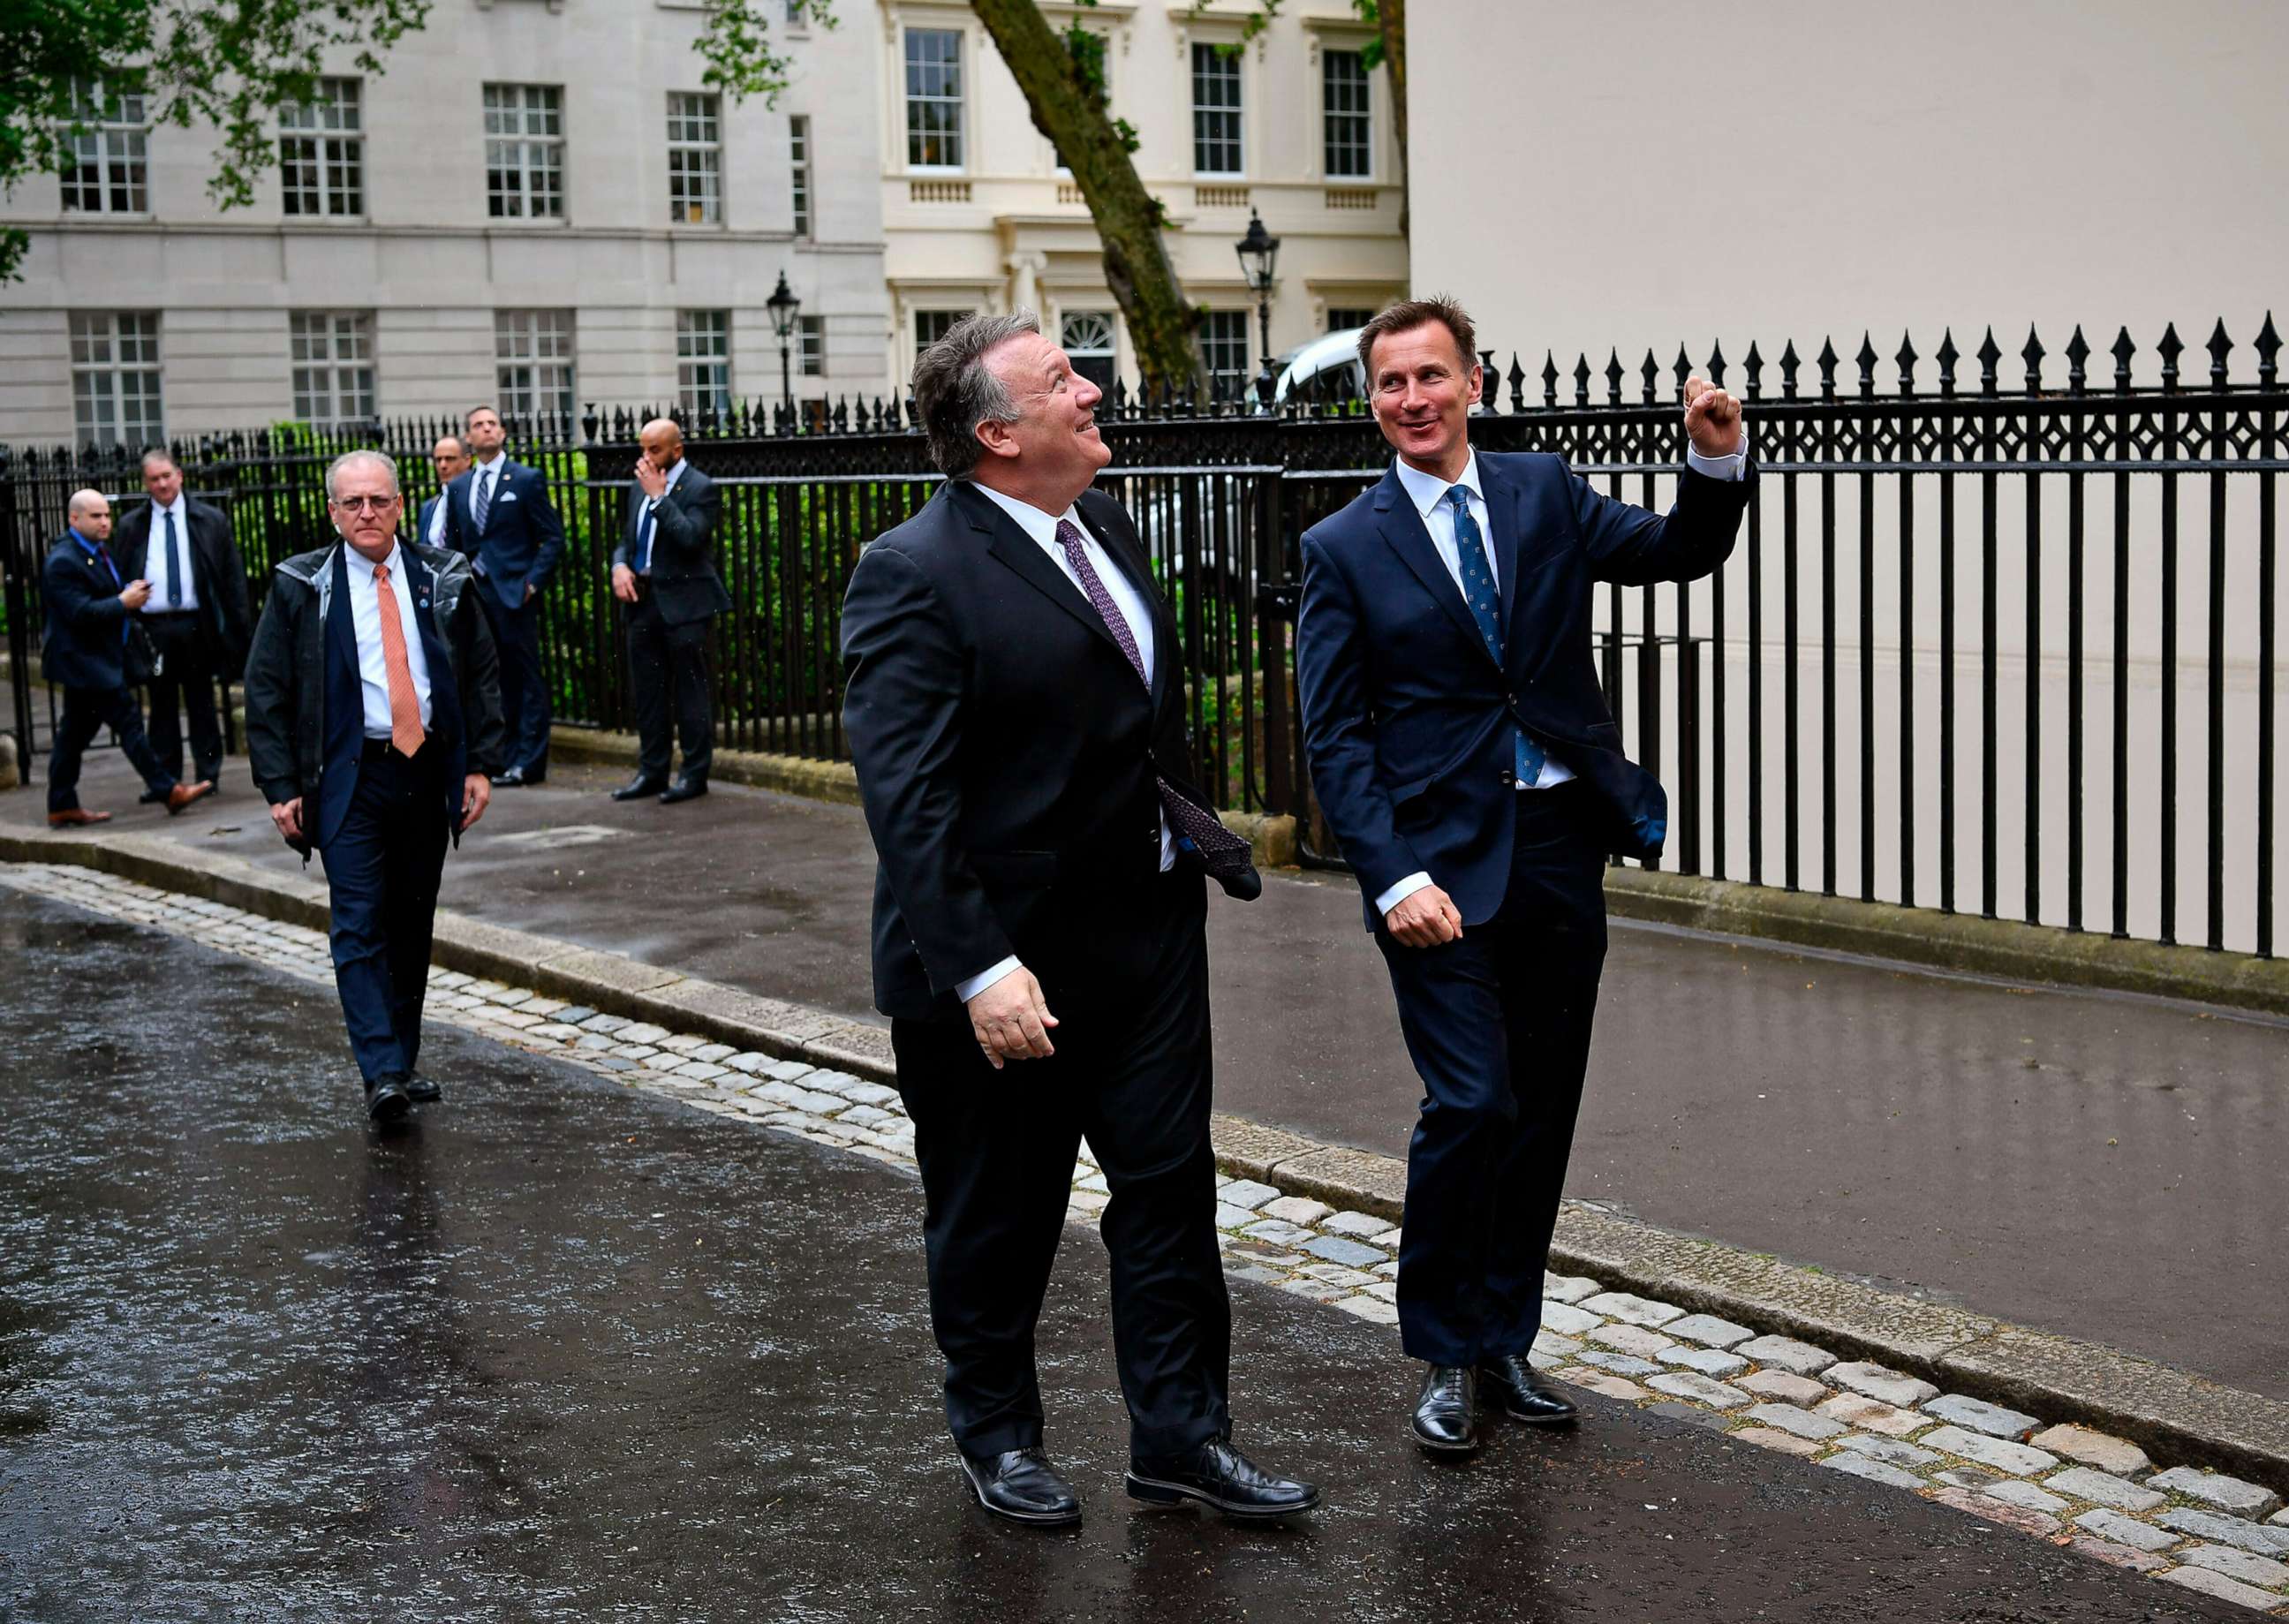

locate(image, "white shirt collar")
(473, 451), (507, 473)
(1394, 449), (1484, 520)
(971, 480), (1081, 549)
(342, 539), (403, 583)
(154, 492), (186, 524)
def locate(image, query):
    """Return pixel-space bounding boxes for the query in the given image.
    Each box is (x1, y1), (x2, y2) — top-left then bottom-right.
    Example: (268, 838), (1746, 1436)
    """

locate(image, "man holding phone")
(608, 417), (729, 804)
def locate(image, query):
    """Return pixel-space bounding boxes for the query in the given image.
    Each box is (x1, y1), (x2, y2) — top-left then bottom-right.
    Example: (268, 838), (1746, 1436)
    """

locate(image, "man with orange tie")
(244, 450), (506, 1123)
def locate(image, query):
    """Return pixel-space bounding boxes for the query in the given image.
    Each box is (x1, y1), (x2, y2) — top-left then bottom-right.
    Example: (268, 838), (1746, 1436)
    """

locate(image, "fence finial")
(2206, 318), (2233, 389)
(1855, 332), (1878, 397)
(1541, 350), (1559, 409)
(2157, 321), (2184, 392)
(1894, 330), (1918, 397)
(1743, 339), (1764, 403)
(1975, 327), (2002, 397)
(2110, 326), (2136, 393)
(2256, 311), (2280, 389)
(2021, 325), (2045, 396)
(2064, 326), (2089, 397)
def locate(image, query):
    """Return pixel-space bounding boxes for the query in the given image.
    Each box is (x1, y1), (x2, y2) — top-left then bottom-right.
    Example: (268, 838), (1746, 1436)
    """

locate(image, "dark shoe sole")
(958, 1468), (1082, 1528)
(1493, 1404), (1578, 1427)
(1123, 1472), (1322, 1517)
(404, 1084), (442, 1103)
(366, 1091), (412, 1124)
(1409, 1423), (1482, 1455)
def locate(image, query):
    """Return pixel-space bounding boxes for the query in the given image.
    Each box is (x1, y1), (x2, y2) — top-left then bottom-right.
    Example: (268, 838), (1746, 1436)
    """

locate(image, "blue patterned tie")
(162, 508), (182, 608)
(636, 502), (656, 573)
(472, 467), (493, 533)
(1448, 487), (1545, 789)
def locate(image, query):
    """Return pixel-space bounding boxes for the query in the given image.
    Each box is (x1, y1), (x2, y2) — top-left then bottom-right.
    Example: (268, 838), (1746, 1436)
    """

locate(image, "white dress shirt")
(425, 493), (449, 547)
(1374, 434), (1749, 918)
(140, 494), (198, 611)
(634, 457), (689, 572)
(343, 540), (434, 740)
(956, 481), (1172, 1006)
(466, 452), (507, 557)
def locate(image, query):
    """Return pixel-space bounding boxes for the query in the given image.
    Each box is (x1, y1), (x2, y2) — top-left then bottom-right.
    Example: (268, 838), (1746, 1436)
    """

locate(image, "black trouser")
(625, 589), (714, 783)
(140, 611), (223, 783)
(890, 872), (1230, 1461)
(1375, 783), (1609, 1367)
(46, 685), (175, 813)
(477, 585), (548, 777)
(319, 742), (450, 1085)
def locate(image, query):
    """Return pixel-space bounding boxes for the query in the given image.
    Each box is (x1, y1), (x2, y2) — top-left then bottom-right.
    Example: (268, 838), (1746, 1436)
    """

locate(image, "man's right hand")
(1385, 883), (1464, 948)
(270, 796), (304, 845)
(119, 579), (151, 610)
(966, 968), (1059, 1070)
(611, 563), (638, 603)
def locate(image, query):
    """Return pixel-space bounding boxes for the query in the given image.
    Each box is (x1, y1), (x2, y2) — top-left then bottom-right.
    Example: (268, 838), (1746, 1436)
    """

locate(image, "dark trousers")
(319, 743), (450, 1085)
(626, 591), (714, 782)
(478, 586), (548, 776)
(140, 612), (223, 783)
(1377, 784), (1610, 1367)
(890, 872), (1231, 1461)
(47, 685), (175, 813)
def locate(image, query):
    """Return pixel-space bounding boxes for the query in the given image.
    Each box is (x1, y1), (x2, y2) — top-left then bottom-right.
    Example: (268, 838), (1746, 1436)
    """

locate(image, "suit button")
(1499, 769), (1515, 786)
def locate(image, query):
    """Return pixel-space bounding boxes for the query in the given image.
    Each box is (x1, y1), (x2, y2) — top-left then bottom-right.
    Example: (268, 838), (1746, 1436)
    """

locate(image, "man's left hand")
(1683, 375), (1746, 458)
(523, 581), (536, 604)
(633, 457), (669, 501)
(459, 774), (492, 833)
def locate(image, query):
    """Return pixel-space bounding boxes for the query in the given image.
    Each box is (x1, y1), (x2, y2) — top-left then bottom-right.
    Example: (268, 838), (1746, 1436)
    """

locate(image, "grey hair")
(324, 449), (401, 502)
(912, 310), (1039, 478)
(139, 448), (180, 475)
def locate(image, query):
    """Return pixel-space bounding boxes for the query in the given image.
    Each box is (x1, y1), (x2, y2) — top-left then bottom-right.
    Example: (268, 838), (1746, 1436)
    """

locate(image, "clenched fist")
(1682, 375), (1746, 459)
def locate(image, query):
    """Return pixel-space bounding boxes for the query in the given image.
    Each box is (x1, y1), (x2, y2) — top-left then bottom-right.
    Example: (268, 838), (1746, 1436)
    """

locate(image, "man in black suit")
(442, 404), (563, 787)
(1296, 298), (1749, 1454)
(41, 488), (215, 827)
(608, 417), (728, 804)
(243, 450), (504, 1123)
(112, 450), (251, 791)
(417, 434), (471, 550)
(840, 312), (1317, 1529)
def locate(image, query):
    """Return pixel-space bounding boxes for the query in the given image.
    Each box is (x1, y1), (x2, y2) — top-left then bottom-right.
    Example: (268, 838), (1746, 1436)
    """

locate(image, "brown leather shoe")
(164, 780), (215, 815)
(47, 808), (113, 827)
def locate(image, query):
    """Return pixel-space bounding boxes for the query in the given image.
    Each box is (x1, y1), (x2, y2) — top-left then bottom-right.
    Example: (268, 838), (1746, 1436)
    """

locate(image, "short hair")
(1356, 296), (1479, 383)
(912, 310), (1038, 479)
(434, 434), (470, 458)
(465, 404), (502, 427)
(140, 449), (180, 476)
(324, 449), (401, 502)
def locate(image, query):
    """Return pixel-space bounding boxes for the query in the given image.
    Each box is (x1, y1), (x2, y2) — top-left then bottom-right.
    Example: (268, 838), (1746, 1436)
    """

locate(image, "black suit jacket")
(611, 465), (732, 626)
(841, 480), (1250, 1022)
(1297, 451), (1749, 930)
(41, 533), (132, 691)
(113, 495), (252, 666)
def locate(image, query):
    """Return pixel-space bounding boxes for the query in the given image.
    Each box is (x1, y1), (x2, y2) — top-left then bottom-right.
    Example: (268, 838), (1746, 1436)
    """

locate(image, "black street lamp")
(766, 268), (802, 425)
(1234, 208), (1280, 406)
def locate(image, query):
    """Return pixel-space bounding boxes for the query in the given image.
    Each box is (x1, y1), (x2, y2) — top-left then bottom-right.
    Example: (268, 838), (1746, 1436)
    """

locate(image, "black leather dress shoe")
(956, 1446), (1082, 1527)
(491, 765), (541, 788)
(1125, 1435), (1320, 1518)
(1412, 1364), (1480, 1453)
(610, 775), (668, 802)
(365, 1076), (412, 1124)
(1479, 1353), (1579, 1426)
(403, 1075), (442, 1103)
(657, 776), (707, 804)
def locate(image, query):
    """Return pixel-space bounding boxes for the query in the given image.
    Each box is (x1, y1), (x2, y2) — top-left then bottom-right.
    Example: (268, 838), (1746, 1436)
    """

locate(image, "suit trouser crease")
(626, 593), (714, 781)
(890, 875), (1231, 1461)
(142, 616), (223, 782)
(1379, 789), (1608, 1367)
(47, 686), (174, 812)
(321, 749), (450, 1084)
(479, 588), (548, 774)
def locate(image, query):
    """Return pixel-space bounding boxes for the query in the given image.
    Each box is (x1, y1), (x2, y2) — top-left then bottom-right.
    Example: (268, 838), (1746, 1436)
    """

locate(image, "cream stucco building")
(0, 0), (891, 444)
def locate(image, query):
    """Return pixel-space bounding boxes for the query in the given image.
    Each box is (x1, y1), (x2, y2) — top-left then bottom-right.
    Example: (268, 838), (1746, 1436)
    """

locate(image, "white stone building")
(0, 0), (891, 444)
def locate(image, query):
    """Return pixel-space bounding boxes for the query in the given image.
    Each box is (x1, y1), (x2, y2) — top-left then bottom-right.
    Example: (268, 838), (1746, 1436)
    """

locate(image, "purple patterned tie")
(1055, 518), (1255, 881)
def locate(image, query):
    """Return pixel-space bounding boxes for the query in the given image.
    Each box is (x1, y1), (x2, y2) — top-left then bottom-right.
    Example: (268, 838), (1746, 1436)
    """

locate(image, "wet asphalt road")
(0, 893), (2246, 1621)
(27, 752), (2286, 1398)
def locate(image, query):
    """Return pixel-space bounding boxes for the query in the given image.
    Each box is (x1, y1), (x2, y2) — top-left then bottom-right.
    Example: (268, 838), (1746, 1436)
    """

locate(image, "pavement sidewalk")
(4, 748), (2285, 1404)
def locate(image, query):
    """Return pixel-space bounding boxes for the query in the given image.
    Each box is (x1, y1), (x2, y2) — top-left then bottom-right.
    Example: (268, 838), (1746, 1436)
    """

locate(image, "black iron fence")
(3, 314), (2280, 959)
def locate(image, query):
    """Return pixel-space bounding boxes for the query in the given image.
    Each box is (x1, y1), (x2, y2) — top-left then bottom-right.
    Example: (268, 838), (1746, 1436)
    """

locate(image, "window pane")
(798, 313), (825, 377)
(1322, 50), (1371, 179)
(1190, 43), (1243, 176)
(495, 310), (576, 423)
(1061, 310), (1117, 393)
(904, 29), (964, 169)
(1326, 306), (1377, 333)
(69, 312), (163, 445)
(667, 92), (722, 224)
(485, 84), (566, 218)
(58, 79), (148, 214)
(789, 114), (812, 237)
(280, 79), (366, 215)
(676, 311), (732, 419)
(914, 309), (971, 359)
(1199, 310), (1251, 402)
(288, 310), (375, 427)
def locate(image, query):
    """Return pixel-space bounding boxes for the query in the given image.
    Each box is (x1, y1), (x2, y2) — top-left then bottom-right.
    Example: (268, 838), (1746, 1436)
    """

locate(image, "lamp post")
(766, 268), (802, 427)
(1234, 208), (1280, 407)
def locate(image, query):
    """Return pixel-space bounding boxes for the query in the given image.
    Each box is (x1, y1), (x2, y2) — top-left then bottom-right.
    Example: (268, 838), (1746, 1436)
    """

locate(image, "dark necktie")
(636, 502), (656, 573)
(1447, 487), (1545, 788)
(162, 508), (182, 609)
(472, 467), (494, 532)
(1053, 517), (1255, 882)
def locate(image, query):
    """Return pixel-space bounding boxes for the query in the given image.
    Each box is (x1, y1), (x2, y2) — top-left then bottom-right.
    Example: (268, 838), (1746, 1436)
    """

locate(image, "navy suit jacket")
(415, 494), (449, 550)
(41, 532), (132, 691)
(442, 458), (564, 608)
(1296, 451), (1749, 931)
(316, 546), (473, 851)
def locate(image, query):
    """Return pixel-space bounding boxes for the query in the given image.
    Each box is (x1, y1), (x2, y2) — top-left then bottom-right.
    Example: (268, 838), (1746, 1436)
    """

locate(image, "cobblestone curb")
(11, 856), (2289, 1616)
(4, 830), (2285, 1503)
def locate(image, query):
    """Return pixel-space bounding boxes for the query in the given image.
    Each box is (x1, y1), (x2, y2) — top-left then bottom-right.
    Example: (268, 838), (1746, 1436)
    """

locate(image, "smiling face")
(973, 330), (1110, 509)
(1367, 319), (1482, 481)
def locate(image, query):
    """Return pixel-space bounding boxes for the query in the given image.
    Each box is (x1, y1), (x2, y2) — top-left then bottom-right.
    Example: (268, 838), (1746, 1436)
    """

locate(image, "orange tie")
(373, 562), (427, 759)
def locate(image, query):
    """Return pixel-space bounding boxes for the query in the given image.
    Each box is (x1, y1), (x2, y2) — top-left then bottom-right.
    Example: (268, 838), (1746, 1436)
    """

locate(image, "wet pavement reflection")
(0, 895), (2240, 1620)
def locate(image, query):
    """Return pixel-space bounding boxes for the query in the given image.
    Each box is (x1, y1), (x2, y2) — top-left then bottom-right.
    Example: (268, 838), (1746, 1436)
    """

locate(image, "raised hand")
(1682, 375), (1746, 459)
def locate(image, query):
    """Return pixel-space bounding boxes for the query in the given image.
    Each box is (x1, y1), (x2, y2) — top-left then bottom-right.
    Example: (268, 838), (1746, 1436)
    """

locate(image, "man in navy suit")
(41, 488), (215, 826)
(416, 433), (471, 550)
(442, 404), (563, 787)
(1296, 298), (1749, 1454)
(608, 418), (729, 804)
(244, 450), (505, 1123)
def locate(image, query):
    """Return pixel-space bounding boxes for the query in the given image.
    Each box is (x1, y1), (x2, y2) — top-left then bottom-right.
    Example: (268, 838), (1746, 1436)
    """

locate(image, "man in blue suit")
(416, 433), (471, 549)
(1296, 298), (1749, 1454)
(40, 487), (215, 826)
(244, 450), (506, 1123)
(442, 404), (563, 787)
